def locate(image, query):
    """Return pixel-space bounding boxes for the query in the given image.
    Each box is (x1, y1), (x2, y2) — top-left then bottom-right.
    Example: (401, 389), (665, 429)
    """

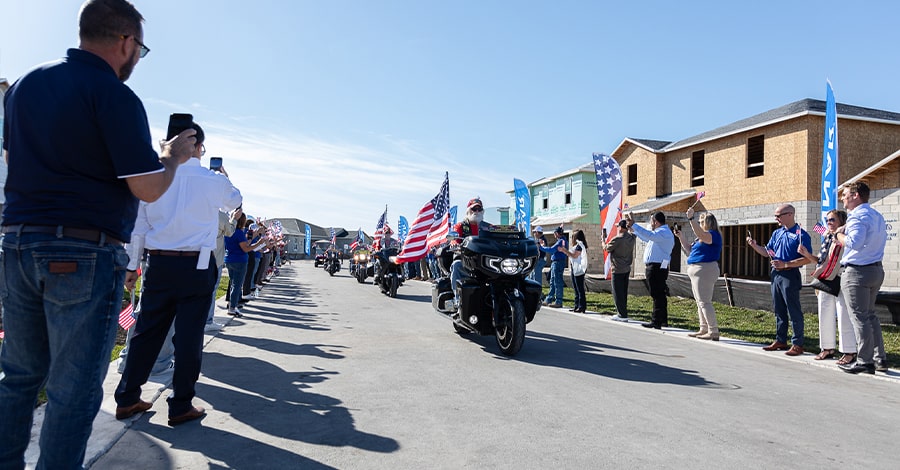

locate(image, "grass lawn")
(548, 285), (900, 365)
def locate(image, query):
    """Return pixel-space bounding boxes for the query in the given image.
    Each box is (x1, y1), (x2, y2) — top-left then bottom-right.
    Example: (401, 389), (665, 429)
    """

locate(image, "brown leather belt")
(1, 224), (124, 247)
(147, 250), (200, 257)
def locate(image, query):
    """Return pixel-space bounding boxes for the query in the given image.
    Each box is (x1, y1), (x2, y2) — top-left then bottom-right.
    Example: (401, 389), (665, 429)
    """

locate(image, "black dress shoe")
(641, 322), (661, 329)
(839, 362), (875, 374)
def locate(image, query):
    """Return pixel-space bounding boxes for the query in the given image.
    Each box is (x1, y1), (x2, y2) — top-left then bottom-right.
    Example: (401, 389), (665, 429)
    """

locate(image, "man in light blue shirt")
(836, 182), (889, 374)
(629, 211), (675, 328)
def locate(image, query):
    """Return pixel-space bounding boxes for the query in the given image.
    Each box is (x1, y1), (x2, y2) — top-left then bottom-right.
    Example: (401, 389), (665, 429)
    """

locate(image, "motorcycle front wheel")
(495, 296), (526, 356)
(389, 275), (399, 298)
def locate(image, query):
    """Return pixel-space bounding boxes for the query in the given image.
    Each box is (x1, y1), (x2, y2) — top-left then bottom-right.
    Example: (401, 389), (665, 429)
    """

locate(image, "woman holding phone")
(676, 208), (723, 340)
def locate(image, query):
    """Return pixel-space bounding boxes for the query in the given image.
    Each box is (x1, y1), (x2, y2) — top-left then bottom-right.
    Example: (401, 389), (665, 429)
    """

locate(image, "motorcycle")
(373, 246), (403, 298)
(324, 252), (341, 276)
(431, 224), (541, 356)
(350, 249), (371, 283)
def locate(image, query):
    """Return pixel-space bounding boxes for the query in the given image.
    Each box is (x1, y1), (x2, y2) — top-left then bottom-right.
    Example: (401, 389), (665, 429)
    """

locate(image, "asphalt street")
(33, 260), (900, 469)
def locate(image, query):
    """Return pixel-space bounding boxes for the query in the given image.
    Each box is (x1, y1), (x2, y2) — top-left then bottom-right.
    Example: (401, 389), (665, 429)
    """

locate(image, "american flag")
(696, 191), (706, 200)
(118, 302), (136, 330)
(395, 173), (451, 263)
(813, 222), (827, 235)
(593, 153), (623, 279)
(349, 228), (364, 250)
(796, 225), (802, 237)
(372, 208), (387, 250)
(767, 248), (776, 258)
(330, 227), (337, 246)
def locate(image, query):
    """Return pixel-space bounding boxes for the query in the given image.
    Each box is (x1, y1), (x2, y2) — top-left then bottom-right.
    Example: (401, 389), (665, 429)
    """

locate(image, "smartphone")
(209, 157), (223, 171)
(166, 113), (194, 140)
(673, 223), (681, 232)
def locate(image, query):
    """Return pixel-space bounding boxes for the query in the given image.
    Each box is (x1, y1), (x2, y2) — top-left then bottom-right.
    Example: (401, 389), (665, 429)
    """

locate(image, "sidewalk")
(571, 307), (900, 384)
(22, 301), (240, 468)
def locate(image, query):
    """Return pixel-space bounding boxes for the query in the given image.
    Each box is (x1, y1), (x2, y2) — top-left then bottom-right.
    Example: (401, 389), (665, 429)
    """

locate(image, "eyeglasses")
(774, 212), (794, 218)
(121, 35), (150, 58)
(826, 218), (837, 223)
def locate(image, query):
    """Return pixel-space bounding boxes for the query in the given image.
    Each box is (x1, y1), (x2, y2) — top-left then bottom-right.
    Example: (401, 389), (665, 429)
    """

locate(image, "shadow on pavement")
(199, 352), (400, 454)
(467, 330), (724, 388)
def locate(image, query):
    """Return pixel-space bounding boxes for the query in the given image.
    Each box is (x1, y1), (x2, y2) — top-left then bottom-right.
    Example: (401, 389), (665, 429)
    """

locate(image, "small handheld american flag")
(766, 248), (776, 258)
(118, 290), (137, 330)
(813, 222), (827, 235)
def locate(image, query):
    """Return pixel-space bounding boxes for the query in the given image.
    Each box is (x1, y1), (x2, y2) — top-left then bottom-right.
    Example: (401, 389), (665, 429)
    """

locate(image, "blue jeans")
(226, 261), (248, 309)
(450, 259), (463, 299)
(530, 257), (547, 287)
(546, 259), (565, 304)
(771, 268), (804, 346)
(0, 233), (128, 469)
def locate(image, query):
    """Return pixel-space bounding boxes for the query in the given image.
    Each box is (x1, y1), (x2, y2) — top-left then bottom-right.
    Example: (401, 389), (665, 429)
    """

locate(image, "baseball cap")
(467, 197), (483, 211)
(533, 225), (544, 233)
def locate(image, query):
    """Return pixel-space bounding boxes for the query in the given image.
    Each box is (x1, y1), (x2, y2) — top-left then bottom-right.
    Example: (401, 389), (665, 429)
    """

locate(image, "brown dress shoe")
(785, 345), (805, 356)
(115, 400), (152, 420)
(762, 341), (790, 351)
(168, 406), (206, 426)
(687, 330), (708, 338)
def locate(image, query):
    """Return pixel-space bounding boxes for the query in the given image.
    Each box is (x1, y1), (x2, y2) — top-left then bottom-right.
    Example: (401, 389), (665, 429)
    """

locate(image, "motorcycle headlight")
(500, 258), (520, 275)
(485, 255), (524, 275)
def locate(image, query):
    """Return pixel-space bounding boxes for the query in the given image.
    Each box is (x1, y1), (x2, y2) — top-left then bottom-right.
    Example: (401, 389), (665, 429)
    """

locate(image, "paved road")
(85, 261), (898, 469)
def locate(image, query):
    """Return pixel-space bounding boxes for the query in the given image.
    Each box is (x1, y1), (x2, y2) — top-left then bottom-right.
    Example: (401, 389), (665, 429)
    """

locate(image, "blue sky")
(3, 0), (899, 232)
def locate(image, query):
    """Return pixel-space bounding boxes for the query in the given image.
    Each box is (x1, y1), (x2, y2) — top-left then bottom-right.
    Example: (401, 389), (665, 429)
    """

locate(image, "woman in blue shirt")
(676, 208), (722, 340)
(223, 212), (266, 316)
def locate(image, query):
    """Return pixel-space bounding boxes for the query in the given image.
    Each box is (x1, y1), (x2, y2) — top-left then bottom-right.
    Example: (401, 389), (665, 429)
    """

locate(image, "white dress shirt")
(127, 159), (242, 270)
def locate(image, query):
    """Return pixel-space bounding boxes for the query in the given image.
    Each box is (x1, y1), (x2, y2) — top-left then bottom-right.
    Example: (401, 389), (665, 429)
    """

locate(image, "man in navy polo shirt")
(0, 1), (195, 467)
(747, 204), (813, 356)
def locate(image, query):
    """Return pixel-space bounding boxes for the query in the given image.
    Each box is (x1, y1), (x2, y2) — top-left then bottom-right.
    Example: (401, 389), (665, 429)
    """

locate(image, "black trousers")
(114, 253), (217, 417)
(243, 254), (258, 295)
(646, 263), (669, 326)
(611, 272), (630, 317)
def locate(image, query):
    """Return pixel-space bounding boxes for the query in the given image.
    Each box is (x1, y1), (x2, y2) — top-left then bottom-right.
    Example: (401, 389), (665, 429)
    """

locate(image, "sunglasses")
(471, 207), (484, 212)
(774, 212), (794, 218)
(826, 218), (837, 223)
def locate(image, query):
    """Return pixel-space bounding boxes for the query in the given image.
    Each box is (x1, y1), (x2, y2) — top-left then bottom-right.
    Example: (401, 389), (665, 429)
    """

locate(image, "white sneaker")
(205, 322), (225, 332)
(610, 315), (629, 322)
(251, 289), (259, 299)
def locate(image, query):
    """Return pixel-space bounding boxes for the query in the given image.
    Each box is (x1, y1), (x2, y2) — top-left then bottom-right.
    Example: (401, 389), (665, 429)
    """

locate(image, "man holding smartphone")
(115, 122), (242, 426)
(0, 1), (196, 467)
